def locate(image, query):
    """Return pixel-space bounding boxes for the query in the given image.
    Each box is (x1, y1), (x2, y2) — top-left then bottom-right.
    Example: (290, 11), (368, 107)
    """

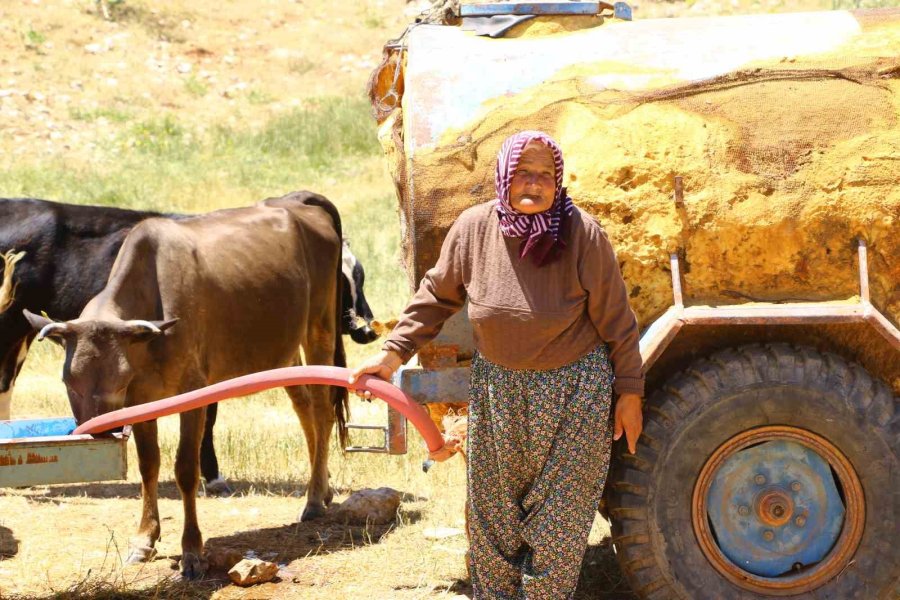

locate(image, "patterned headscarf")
(495, 131), (575, 266)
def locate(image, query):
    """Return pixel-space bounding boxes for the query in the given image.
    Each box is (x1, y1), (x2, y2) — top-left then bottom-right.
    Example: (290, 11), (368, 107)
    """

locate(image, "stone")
(334, 487), (401, 525)
(228, 558), (279, 586)
(206, 546), (244, 571)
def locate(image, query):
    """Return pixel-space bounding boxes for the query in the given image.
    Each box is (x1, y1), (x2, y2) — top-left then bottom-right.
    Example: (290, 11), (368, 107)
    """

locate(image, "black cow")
(0, 197), (378, 490)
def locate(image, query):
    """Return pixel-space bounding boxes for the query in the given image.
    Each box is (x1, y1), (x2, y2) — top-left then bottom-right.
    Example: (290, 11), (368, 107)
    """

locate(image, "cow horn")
(37, 322), (69, 341)
(127, 320), (162, 334)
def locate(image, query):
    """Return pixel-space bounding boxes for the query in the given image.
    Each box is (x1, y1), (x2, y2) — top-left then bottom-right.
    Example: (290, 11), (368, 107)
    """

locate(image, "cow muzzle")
(350, 325), (379, 344)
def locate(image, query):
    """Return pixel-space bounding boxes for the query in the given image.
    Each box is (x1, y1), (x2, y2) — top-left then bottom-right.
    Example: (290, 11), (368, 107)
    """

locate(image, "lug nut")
(795, 516), (806, 527)
(738, 505), (750, 516)
(763, 530), (775, 542)
(791, 481), (802, 492)
(755, 474), (767, 485)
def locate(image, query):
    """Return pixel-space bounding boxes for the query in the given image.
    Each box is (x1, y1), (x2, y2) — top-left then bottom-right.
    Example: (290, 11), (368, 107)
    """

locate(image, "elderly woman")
(351, 130), (643, 599)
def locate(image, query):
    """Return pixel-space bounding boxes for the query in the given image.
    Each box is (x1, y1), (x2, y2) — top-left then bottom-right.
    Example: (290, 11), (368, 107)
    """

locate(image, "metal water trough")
(0, 417), (129, 487)
(0, 366), (446, 488)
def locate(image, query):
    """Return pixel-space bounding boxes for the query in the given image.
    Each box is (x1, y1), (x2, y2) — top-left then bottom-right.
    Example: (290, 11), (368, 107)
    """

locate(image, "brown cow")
(23, 191), (348, 578)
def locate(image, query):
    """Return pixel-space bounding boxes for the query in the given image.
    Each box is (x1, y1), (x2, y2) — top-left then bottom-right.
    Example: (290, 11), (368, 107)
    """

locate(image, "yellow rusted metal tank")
(371, 4), (900, 598)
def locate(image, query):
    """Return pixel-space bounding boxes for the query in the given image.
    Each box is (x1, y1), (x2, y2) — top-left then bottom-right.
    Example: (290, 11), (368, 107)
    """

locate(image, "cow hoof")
(180, 552), (208, 580)
(300, 502), (327, 522)
(126, 544), (157, 564)
(203, 477), (233, 497)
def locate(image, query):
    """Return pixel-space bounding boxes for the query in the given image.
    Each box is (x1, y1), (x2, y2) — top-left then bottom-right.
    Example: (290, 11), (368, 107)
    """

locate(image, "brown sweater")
(384, 201), (644, 396)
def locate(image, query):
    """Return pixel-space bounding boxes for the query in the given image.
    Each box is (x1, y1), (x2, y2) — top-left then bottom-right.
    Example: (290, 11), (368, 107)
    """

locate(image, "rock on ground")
(228, 558), (279, 586)
(334, 487), (401, 525)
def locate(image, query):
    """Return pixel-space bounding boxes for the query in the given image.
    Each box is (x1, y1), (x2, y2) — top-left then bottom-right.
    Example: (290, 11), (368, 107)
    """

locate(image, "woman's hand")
(428, 437), (462, 462)
(347, 350), (403, 399)
(613, 393), (643, 454)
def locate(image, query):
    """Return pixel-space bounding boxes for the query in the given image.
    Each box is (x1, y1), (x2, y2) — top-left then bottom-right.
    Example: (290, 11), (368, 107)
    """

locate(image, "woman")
(350, 130), (644, 599)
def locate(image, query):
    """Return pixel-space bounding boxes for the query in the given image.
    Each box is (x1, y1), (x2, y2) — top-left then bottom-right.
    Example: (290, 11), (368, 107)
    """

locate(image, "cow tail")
(297, 192), (350, 448)
(333, 242), (350, 449)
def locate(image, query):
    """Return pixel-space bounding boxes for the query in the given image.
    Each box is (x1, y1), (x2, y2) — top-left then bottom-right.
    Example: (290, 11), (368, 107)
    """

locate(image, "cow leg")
(128, 420), (161, 563)
(0, 335), (30, 420)
(175, 407), (208, 579)
(286, 381), (335, 521)
(291, 315), (340, 521)
(199, 402), (231, 495)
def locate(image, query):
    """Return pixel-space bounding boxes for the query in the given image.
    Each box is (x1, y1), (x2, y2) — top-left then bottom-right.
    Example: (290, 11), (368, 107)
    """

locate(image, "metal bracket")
(640, 240), (900, 372)
(344, 405), (408, 455)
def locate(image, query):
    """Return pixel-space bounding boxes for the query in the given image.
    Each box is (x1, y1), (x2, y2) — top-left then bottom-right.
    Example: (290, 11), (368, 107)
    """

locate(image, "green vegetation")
(69, 106), (133, 123)
(101, 1), (189, 43)
(1, 96), (381, 213)
(23, 28), (46, 48)
(183, 75), (209, 98)
(288, 56), (315, 75)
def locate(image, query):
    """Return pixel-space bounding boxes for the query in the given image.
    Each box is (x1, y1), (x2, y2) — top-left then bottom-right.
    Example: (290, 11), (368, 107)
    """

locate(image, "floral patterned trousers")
(467, 344), (614, 600)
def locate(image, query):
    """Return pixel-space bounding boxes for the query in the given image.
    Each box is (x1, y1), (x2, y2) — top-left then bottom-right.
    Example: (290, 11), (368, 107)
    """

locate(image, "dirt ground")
(0, 475), (627, 599)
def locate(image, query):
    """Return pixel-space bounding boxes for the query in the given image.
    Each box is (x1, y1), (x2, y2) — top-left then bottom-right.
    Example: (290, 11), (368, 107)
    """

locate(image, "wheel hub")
(693, 426), (865, 595)
(755, 486), (795, 528)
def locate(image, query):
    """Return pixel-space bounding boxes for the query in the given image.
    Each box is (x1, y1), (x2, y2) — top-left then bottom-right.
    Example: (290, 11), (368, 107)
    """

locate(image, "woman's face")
(508, 141), (556, 214)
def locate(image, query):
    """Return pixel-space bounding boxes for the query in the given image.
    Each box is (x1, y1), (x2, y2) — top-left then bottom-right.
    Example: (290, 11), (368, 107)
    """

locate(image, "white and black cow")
(0, 196), (378, 490)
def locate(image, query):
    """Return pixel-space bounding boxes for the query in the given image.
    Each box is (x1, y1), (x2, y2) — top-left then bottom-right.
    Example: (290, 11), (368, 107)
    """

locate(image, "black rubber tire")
(606, 344), (899, 600)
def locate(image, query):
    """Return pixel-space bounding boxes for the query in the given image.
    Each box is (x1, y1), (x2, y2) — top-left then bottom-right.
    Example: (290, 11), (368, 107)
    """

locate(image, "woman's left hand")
(613, 393), (643, 454)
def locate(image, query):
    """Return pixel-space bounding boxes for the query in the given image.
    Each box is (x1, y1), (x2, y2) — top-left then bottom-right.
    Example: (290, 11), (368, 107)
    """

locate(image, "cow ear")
(22, 309), (69, 345)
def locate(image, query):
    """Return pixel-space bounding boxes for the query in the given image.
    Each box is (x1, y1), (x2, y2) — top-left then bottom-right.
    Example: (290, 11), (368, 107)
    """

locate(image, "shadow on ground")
(435, 535), (636, 599)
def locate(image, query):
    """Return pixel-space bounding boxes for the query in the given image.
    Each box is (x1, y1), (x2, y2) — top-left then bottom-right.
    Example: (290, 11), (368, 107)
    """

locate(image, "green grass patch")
(183, 75), (209, 98)
(102, 1), (189, 43)
(247, 88), (274, 105)
(23, 27), (46, 50)
(341, 193), (409, 322)
(288, 57), (315, 75)
(214, 96), (379, 167)
(1, 95), (381, 213)
(126, 114), (197, 157)
(69, 106), (133, 123)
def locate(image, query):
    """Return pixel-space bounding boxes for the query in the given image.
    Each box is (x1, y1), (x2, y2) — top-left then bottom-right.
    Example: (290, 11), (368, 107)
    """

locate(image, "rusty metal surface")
(692, 426), (865, 595)
(387, 406), (408, 455)
(866, 308), (900, 352)
(857, 239), (870, 303)
(0, 425), (128, 488)
(639, 305), (683, 370)
(680, 303), (868, 324)
(705, 439), (845, 578)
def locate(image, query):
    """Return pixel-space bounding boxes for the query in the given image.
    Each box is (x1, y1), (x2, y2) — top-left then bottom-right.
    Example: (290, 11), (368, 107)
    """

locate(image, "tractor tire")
(607, 344), (898, 599)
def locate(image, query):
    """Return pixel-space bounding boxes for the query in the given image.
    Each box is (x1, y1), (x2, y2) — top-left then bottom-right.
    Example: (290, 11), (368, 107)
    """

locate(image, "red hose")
(71, 366), (446, 453)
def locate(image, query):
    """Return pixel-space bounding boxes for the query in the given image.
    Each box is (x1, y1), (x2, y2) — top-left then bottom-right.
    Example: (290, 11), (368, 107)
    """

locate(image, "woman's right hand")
(347, 350), (403, 399)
